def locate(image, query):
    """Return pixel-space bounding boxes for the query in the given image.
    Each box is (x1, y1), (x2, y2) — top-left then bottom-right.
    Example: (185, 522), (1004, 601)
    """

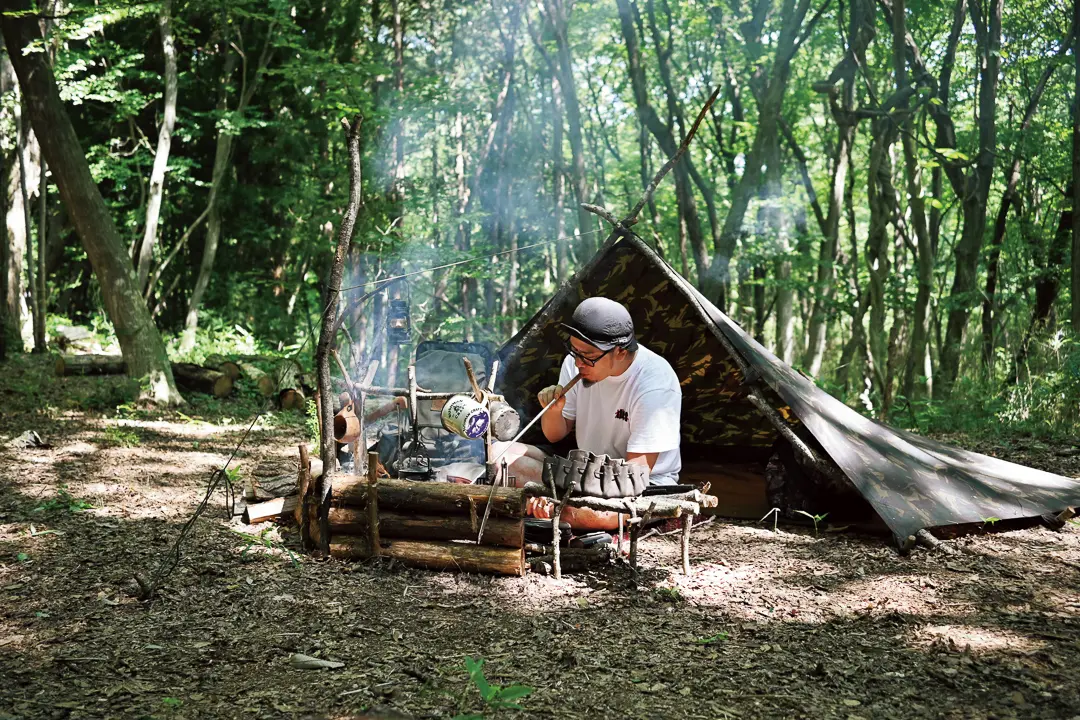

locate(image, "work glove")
(537, 384), (567, 413)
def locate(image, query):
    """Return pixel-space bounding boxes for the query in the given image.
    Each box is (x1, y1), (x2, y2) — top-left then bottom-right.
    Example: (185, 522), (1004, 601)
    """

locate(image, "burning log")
(328, 507), (523, 548)
(329, 536), (525, 576)
(330, 477), (526, 519)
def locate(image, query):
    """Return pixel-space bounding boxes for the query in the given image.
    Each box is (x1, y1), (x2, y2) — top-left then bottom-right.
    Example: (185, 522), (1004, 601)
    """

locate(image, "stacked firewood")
(252, 447), (527, 575)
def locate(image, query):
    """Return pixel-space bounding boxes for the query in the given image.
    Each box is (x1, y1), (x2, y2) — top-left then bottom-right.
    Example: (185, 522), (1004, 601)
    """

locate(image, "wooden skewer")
(478, 373), (582, 543)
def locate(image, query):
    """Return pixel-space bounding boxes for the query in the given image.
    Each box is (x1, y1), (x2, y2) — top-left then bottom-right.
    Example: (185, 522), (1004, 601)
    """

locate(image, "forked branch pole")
(315, 115), (364, 478)
(581, 82), (722, 233)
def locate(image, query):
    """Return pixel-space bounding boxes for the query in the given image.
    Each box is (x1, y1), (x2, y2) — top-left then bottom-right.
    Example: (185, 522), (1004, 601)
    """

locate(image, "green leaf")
(464, 657), (492, 700)
(495, 685), (533, 702)
(929, 97), (942, 106)
(17, 552), (29, 562)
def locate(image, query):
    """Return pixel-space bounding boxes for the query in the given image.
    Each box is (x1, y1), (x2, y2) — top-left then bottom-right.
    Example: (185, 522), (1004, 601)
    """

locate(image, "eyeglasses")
(565, 339), (613, 367)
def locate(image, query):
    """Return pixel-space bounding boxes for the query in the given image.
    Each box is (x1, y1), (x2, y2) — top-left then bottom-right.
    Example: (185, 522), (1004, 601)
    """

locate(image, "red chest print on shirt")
(615, 409), (629, 422)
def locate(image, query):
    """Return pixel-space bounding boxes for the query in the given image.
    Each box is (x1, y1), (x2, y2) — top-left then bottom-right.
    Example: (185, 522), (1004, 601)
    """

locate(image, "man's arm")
(626, 451), (659, 470)
(541, 409), (574, 443)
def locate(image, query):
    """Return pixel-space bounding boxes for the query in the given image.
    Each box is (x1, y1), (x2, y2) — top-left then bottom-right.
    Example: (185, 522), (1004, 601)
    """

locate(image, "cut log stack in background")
(55, 353), (312, 407)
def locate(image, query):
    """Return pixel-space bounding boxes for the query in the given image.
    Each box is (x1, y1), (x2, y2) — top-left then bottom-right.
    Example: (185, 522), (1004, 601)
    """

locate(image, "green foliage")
(694, 632), (729, 645)
(454, 657), (533, 718)
(231, 528), (299, 566)
(161, 697), (183, 709)
(794, 510), (828, 536)
(305, 399), (320, 445)
(34, 484), (94, 514)
(654, 586), (684, 604)
(101, 425), (140, 448)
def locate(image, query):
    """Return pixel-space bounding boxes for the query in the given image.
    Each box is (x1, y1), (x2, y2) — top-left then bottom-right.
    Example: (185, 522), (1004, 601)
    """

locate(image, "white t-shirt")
(558, 346), (682, 483)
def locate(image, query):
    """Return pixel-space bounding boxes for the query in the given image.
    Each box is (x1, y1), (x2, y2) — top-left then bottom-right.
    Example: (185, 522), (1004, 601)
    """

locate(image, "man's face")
(569, 336), (621, 383)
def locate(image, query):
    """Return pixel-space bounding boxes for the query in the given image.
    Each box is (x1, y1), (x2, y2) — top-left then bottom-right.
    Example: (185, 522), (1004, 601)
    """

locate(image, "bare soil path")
(2, 356), (1079, 719)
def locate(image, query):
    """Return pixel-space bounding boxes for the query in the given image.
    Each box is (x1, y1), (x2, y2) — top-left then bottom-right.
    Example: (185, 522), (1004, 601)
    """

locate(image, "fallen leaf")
(843, 699), (861, 707)
(289, 653), (344, 670)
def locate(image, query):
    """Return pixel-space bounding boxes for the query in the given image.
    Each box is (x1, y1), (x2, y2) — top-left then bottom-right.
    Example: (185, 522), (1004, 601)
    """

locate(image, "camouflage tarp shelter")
(495, 233), (1080, 547)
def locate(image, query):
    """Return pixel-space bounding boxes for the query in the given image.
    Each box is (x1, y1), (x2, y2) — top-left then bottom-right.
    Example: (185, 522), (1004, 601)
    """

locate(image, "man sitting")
(493, 297), (682, 530)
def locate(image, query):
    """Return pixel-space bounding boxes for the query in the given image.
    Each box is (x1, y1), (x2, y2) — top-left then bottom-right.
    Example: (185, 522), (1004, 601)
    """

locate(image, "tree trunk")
(181, 23), (273, 352)
(136, 0), (178, 292)
(543, 0), (595, 255)
(2, 4), (183, 404)
(316, 117), (363, 478)
(804, 85), (855, 376)
(710, 0), (812, 309)
(180, 49), (238, 354)
(34, 157), (45, 352)
(1, 48), (27, 355)
(1073, 0), (1080, 332)
(891, 0), (933, 403)
(16, 98), (40, 353)
(865, 115), (896, 410)
(937, 0), (1004, 396)
(615, 0), (708, 287)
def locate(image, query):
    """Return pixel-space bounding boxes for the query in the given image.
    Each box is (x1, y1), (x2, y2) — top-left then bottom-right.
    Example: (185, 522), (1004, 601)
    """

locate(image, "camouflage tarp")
(497, 234), (1080, 544)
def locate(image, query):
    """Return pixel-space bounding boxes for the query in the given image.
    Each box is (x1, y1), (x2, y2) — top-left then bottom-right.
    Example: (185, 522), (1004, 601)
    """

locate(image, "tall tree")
(135, 0), (178, 292)
(1, 0), (183, 403)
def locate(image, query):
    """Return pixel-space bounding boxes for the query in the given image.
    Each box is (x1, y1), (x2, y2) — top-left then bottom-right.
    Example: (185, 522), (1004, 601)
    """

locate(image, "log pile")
(290, 449), (526, 576)
(54, 353), (313, 407)
(55, 354), (234, 397)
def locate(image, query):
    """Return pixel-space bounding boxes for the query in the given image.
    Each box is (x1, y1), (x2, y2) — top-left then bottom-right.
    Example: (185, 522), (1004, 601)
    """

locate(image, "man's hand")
(526, 496), (554, 519)
(537, 384), (566, 414)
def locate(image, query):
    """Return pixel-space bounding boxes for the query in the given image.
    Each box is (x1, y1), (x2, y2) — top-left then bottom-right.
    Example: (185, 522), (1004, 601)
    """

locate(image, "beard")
(583, 379), (596, 388)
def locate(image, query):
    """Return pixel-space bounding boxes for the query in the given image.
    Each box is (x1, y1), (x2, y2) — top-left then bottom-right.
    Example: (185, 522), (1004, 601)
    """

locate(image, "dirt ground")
(2, 356), (1080, 719)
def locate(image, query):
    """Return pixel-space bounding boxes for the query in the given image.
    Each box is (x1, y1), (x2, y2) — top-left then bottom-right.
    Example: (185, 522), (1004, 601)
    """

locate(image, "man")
(493, 297), (682, 530)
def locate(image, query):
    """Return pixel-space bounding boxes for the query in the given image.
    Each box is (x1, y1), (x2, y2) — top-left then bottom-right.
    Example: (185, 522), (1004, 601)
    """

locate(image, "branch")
(623, 81), (722, 225)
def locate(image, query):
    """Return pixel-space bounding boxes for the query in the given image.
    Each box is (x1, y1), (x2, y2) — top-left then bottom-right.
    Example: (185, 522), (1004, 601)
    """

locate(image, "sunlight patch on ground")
(105, 418), (272, 437)
(914, 624), (1047, 654)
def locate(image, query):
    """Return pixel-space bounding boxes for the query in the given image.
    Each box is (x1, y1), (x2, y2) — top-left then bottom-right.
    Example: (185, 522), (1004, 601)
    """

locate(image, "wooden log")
(238, 361), (275, 396)
(366, 451), (380, 556)
(329, 536), (525, 576)
(566, 495), (696, 517)
(204, 354), (241, 381)
(172, 362), (233, 397)
(328, 508), (523, 548)
(54, 353), (125, 376)
(331, 478), (526, 519)
(242, 495), (298, 524)
(275, 358), (307, 410)
(56, 355), (235, 400)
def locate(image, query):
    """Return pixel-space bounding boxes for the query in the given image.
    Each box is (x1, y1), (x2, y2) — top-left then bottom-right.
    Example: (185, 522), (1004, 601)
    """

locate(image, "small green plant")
(225, 466), (243, 487)
(231, 528), (299, 566)
(795, 510), (829, 536)
(17, 552), (29, 562)
(454, 656), (533, 717)
(34, 484), (94, 514)
(694, 632), (729, 645)
(654, 586), (684, 604)
(161, 697), (183, 709)
(101, 426), (140, 448)
(305, 398), (319, 444)
(981, 516), (1001, 528)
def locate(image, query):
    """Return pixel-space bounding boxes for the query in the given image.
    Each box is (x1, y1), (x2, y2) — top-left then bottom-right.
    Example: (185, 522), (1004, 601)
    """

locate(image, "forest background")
(1, 0), (1078, 440)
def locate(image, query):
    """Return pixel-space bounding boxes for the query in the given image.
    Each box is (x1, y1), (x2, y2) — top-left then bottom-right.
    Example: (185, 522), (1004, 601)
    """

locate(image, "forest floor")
(2, 355), (1080, 720)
